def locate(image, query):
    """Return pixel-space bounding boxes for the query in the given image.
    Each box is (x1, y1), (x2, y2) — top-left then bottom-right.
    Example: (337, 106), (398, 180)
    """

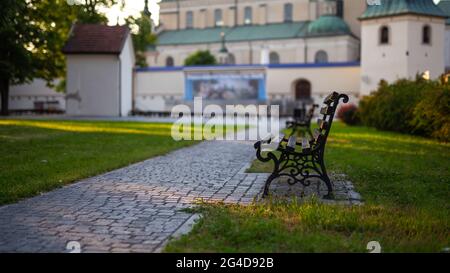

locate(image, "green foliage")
(72, 0), (116, 24)
(0, 0), (116, 115)
(125, 12), (157, 67)
(184, 50), (217, 66)
(410, 83), (450, 141)
(359, 78), (426, 133)
(0, 0), (115, 84)
(358, 77), (450, 141)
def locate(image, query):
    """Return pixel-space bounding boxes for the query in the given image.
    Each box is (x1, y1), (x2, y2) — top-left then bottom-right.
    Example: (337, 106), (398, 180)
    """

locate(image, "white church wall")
(151, 35), (359, 67)
(133, 64), (361, 112)
(406, 17), (445, 79)
(306, 36), (360, 63)
(266, 65), (361, 98)
(361, 15), (446, 95)
(361, 17), (409, 95)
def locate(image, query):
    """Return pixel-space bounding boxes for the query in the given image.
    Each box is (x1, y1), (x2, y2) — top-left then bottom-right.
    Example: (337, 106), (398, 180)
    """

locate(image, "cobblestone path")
(0, 139), (361, 253)
(0, 140), (265, 252)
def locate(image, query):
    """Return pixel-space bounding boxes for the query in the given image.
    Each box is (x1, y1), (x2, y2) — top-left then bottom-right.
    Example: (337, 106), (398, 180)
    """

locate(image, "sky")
(101, 0), (443, 26)
(100, 0), (161, 26)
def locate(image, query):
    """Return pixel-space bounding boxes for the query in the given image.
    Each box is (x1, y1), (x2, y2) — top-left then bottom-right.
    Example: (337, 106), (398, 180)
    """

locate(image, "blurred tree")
(0, 0), (116, 115)
(125, 0), (157, 67)
(184, 50), (217, 66)
(73, 0), (116, 24)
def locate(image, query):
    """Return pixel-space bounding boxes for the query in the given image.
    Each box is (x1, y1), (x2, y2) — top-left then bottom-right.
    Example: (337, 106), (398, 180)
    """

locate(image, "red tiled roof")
(62, 24), (130, 55)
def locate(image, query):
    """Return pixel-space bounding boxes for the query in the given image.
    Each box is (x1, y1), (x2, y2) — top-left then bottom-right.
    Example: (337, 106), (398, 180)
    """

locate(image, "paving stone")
(0, 134), (361, 253)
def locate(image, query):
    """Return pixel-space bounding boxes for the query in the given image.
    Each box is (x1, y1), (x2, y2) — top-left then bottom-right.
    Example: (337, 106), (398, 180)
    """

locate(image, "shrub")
(359, 78), (428, 134)
(359, 77), (450, 141)
(411, 83), (450, 142)
(184, 50), (217, 66)
(337, 104), (360, 126)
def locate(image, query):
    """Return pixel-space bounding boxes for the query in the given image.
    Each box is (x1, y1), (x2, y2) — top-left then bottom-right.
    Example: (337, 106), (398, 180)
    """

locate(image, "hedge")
(358, 76), (450, 142)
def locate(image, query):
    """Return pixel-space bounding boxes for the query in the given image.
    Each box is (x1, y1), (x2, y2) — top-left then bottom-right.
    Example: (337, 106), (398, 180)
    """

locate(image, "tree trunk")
(0, 77), (10, 116)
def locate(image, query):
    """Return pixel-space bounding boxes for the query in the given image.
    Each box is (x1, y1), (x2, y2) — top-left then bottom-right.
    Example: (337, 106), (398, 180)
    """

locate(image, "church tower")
(359, 0), (447, 95)
(143, 0), (155, 32)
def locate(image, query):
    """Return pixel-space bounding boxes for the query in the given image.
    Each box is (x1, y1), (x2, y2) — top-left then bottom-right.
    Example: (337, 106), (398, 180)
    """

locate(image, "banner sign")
(185, 73), (266, 101)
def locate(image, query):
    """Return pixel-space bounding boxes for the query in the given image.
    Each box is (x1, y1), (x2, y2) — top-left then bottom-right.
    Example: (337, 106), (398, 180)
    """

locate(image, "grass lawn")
(165, 122), (450, 253)
(0, 119), (236, 205)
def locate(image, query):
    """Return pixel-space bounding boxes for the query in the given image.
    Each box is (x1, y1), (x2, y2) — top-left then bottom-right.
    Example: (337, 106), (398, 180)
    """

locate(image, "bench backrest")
(293, 104), (318, 122)
(306, 104), (319, 120)
(293, 108), (306, 120)
(311, 92), (349, 150)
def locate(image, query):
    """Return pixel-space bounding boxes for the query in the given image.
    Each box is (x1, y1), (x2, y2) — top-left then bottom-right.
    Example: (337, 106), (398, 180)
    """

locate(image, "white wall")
(406, 18), (445, 77)
(266, 65), (361, 97)
(445, 25), (450, 70)
(133, 65), (361, 111)
(361, 15), (446, 95)
(9, 79), (65, 110)
(134, 70), (184, 111)
(66, 54), (120, 116)
(306, 36), (360, 63)
(119, 34), (135, 116)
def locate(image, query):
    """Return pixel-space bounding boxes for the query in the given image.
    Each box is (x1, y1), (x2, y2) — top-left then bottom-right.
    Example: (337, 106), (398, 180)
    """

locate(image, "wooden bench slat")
(274, 134), (285, 148)
(313, 128), (324, 144)
(320, 106), (331, 115)
(261, 134), (272, 144)
(323, 92), (337, 104)
(287, 135), (297, 151)
(317, 119), (328, 130)
(293, 108), (305, 120)
(301, 137), (310, 152)
(313, 128), (321, 139)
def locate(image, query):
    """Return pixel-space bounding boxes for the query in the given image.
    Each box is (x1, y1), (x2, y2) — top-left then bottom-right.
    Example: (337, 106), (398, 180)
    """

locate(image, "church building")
(133, 0), (448, 115)
(6, 0), (450, 116)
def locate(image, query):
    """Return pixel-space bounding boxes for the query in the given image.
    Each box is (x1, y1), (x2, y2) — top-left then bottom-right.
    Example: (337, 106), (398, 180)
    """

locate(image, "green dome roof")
(307, 15), (351, 36)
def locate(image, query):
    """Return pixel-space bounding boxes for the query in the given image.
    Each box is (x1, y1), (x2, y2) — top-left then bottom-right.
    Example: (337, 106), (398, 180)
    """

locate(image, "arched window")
(284, 3), (293, 22)
(422, 25), (431, 44)
(186, 11), (193, 28)
(380, 26), (389, 44)
(269, 52), (280, 64)
(315, 50), (328, 63)
(244, 6), (252, 25)
(166, 56), (174, 67)
(214, 9), (223, 26)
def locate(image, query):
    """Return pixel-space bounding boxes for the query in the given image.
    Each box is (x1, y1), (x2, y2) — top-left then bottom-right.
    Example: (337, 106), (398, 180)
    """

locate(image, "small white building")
(63, 24), (135, 116)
